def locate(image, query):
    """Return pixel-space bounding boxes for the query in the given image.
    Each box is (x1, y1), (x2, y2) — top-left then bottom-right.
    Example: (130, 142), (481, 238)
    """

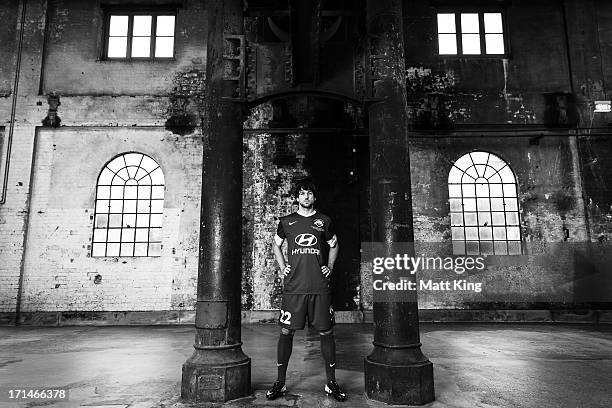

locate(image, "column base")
(364, 356), (435, 405)
(181, 348), (251, 403)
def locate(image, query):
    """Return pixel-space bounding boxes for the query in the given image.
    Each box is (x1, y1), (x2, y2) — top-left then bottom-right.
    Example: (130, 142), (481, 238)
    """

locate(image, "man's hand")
(282, 264), (291, 277)
(321, 265), (332, 278)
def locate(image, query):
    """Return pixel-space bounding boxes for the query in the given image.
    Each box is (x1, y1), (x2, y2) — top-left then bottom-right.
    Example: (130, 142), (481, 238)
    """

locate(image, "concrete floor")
(0, 324), (611, 408)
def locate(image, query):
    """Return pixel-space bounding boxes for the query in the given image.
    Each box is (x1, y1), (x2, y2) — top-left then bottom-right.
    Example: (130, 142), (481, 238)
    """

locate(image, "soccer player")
(266, 179), (348, 402)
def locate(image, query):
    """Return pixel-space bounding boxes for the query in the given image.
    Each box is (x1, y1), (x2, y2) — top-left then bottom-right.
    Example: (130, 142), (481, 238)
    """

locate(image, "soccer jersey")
(276, 211), (336, 295)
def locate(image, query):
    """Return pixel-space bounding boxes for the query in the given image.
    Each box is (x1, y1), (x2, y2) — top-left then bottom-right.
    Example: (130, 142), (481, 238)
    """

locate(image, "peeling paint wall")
(20, 128), (202, 311)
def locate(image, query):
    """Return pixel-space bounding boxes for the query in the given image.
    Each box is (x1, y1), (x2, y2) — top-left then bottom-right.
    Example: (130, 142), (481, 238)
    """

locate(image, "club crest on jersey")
(313, 219), (324, 228)
(295, 233), (317, 247)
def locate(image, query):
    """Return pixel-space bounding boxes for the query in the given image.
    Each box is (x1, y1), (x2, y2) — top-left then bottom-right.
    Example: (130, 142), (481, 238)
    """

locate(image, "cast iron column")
(364, 0), (435, 404)
(181, 0), (251, 402)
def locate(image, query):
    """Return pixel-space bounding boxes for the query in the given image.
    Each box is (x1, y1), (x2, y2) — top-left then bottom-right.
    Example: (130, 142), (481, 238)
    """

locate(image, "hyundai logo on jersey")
(295, 233), (318, 247)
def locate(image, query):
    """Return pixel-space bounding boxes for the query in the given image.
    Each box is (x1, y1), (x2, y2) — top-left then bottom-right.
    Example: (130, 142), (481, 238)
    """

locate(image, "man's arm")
(321, 235), (339, 278)
(273, 236), (291, 276)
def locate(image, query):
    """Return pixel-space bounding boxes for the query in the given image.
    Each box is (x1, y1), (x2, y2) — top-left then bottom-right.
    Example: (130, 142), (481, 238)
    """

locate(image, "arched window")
(448, 151), (521, 255)
(91, 153), (165, 257)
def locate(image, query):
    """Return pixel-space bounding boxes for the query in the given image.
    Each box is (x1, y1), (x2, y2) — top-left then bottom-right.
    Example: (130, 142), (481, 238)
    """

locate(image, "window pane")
(125, 185), (138, 199)
(462, 184), (476, 197)
(123, 200), (136, 213)
(108, 229), (121, 242)
(438, 34), (457, 54)
(451, 213), (464, 226)
(133, 15), (152, 36)
(109, 200), (123, 213)
(108, 37), (127, 58)
(480, 241), (494, 255)
(465, 227), (478, 240)
(453, 241), (466, 255)
(437, 13), (456, 33)
(120, 243), (134, 256)
(490, 184), (503, 197)
(491, 197), (504, 211)
(479, 227), (492, 240)
(470, 152), (489, 164)
(137, 200), (151, 213)
(466, 241), (479, 255)
(155, 36), (175, 57)
(507, 226), (520, 240)
(485, 34), (505, 54)
(464, 212), (477, 226)
(95, 214), (108, 228)
(448, 184), (462, 197)
(97, 186), (111, 199)
(109, 15), (128, 36)
(449, 167), (462, 183)
(123, 214), (136, 228)
(499, 166), (515, 183)
(452, 227), (465, 240)
(138, 185), (151, 199)
(95, 199), (109, 212)
(135, 229), (149, 242)
(134, 243), (148, 256)
(92, 243), (106, 257)
(477, 198), (490, 211)
(140, 155), (159, 172)
(463, 198), (476, 211)
(156, 16), (175, 36)
(132, 37), (151, 57)
(151, 186), (165, 199)
(150, 168), (165, 184)
(494, 241), (508, 255)
(109, 214), (122, 228)
(123, 228), (135, 241)
(462, 34), (481, 54)
(484, 13), (503, 33)
(93, 228), (107, 242)
(479, 212), (491, 226)
(505, 199), (518, 211)
(136, 214), (150, 228)
(493, 227), (506, 240)
(506, 212), (519, 225)
(449, 198), (462, 211)
(460, 13), (479, 33)
(475, 182), (489, 197)
(492, 212), (505, 225)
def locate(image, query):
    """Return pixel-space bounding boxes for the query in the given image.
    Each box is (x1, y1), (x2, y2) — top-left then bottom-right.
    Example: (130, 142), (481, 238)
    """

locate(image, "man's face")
(297, 188), (315, 209)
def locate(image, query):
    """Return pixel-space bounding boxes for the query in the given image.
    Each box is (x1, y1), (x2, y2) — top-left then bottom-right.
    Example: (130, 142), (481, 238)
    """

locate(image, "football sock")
(276, 331), (294, 382)
(320, 332), (336, 382)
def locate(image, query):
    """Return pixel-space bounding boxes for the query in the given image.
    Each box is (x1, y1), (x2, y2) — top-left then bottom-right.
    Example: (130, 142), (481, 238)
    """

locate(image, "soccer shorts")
(278, 294), (335, 332)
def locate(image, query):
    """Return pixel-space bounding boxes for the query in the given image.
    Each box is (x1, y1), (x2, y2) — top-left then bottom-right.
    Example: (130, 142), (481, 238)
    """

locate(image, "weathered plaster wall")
(20, 128), (201, 311)
(403, 0), (573, 126)
(41, 0), (207, 96)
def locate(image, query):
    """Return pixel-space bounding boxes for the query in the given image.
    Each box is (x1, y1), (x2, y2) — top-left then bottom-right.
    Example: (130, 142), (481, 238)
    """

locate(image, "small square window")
(436, 11), (507, 56)
(105, 11), (176, 60)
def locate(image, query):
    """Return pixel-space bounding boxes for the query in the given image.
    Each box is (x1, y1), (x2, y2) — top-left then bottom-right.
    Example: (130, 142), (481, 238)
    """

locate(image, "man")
(266, 179), (347, 402)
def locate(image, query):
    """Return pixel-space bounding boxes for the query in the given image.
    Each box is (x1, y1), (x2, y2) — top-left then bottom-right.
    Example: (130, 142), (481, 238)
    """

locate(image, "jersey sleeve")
(325, 218), (337, 246)
(274, 220), (286, 246)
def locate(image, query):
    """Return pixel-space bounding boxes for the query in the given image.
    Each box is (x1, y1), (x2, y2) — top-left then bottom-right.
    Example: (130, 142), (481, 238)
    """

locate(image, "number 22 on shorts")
(280, 310), (292, 324)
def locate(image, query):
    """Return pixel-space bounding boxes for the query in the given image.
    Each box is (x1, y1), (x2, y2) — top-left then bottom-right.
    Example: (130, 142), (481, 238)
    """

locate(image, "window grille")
(105, 12), (175, 59)
(91, 153), (164, 257)
(448, 151), (521, 255)
(437, 11), (506, 56)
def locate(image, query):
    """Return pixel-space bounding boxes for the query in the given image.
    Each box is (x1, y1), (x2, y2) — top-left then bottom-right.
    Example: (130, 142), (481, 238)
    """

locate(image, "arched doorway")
(242, 93), (369, 312)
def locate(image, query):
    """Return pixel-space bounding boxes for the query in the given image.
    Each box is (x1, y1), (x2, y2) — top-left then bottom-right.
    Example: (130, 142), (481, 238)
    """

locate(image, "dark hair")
(293, 178), (317, 198)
